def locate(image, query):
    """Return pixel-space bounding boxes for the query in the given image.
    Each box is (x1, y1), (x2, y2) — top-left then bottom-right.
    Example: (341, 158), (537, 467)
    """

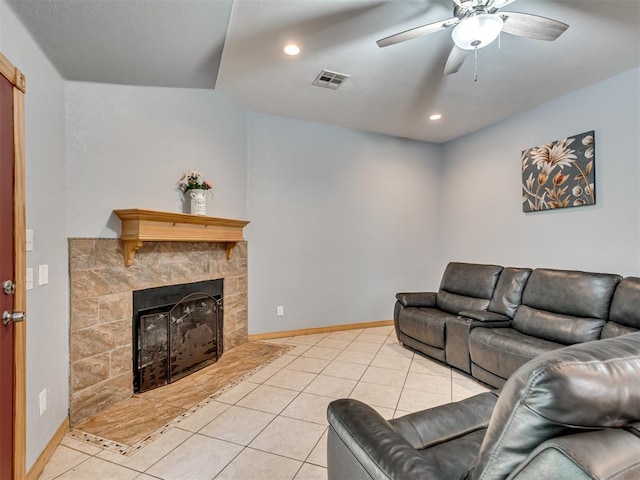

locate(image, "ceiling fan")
(377, 0), (569, 76)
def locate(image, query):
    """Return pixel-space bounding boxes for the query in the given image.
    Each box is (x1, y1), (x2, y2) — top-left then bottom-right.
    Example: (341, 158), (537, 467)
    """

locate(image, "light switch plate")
(38, 265), (48, 285)
(26, 229), (33, 251)
(39, 388), (47, 416)
(26, 268), (33, 290)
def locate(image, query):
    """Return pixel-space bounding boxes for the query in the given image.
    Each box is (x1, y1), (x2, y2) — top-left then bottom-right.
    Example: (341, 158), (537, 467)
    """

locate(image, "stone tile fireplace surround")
(68, 239), (248, 424)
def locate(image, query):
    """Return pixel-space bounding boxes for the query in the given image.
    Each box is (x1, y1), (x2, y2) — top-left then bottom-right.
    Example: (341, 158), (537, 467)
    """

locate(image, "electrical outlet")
(39, 388), (47, 416)
(277, 305), (284, 316)
(26, 268), (33, 290)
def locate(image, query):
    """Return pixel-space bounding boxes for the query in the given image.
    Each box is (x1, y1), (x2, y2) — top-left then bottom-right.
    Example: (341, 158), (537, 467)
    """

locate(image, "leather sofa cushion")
(521, 268), (621, 319)
(471, 363), (508, 389)
(437, 290), (491, 315)
(459, 310), (510, 322)
(488, 267), (532, 318)
(439, 262), (503, 300)
(468, 332), (640, 480)
(608, 277), (640, 330)
(469, 327), (561, 381)
(416, 429), (487, 479)
(602, 321), (639, 339)
(512, 305), (605, 345)
(398, 307), (451, 349)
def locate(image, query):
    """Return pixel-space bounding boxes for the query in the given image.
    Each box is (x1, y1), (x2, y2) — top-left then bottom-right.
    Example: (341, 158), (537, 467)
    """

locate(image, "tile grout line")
(134, 425), (196, 476)
(394, 346), (414, 418)
(211, 444), (248, 479)
(50, 451), (94, 480)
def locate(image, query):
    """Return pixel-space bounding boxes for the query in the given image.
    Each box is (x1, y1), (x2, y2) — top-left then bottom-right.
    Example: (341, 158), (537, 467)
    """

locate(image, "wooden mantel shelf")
(114, 209), (250, 267)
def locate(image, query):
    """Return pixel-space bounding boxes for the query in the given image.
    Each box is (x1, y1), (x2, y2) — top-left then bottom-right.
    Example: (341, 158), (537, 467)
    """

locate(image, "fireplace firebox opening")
(133, 279), (223, 393)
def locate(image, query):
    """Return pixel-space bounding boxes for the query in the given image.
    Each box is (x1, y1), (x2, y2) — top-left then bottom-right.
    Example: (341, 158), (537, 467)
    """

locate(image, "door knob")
(2, 280), (15, 295)
(3, 310), (25, 326)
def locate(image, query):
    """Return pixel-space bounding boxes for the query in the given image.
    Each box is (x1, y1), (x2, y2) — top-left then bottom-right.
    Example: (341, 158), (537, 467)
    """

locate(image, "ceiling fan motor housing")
(454, 0), (494, 7)
(454, 0), (503, 18)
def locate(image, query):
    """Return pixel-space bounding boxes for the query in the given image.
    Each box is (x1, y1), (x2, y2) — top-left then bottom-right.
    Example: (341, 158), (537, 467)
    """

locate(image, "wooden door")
(0, 67), (15, 480)
(0, 51), (26, 480)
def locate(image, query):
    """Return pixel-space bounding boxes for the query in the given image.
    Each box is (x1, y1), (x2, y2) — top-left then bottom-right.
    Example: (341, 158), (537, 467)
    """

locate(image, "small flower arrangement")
(177, 170), (213, 193)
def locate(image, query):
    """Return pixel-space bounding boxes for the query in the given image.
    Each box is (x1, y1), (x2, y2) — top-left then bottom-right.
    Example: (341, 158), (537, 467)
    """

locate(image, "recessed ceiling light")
(429, 114), (442, 121)
(283, 44), (300, 56)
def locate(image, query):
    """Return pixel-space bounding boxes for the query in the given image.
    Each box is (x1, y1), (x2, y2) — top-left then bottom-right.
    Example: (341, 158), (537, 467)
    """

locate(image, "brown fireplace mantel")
(114, 209), (250, 267)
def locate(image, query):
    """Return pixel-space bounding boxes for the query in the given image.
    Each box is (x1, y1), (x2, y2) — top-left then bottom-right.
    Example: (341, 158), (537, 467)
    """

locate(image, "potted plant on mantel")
(177, 170), (213, 216)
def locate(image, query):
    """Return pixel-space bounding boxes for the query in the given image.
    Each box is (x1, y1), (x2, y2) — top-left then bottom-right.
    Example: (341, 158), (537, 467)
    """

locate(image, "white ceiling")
(9, 0), (640, 143)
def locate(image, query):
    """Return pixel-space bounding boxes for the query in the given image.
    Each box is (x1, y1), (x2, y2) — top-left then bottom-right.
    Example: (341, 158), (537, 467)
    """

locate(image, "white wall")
(441, 68), (640, 277)
(65, 82), (247, 237)
(246, 113), (442, 334)
(0, 0), (68, 470)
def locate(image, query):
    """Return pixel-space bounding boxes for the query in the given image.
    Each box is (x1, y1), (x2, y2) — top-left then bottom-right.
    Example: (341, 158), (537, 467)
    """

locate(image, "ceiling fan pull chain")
(474, 45), (478, 82)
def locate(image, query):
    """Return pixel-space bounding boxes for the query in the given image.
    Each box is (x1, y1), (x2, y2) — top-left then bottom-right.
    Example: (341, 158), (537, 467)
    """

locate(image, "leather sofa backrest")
(487, 267), (532, 318)
(436, 262), (503, 315)
(467, 331), (640, 480)
(602, 276), (640, 339)
(511, 268), (621, 344)
(512, 306), (604, 345)
(520, 268), (621, 318)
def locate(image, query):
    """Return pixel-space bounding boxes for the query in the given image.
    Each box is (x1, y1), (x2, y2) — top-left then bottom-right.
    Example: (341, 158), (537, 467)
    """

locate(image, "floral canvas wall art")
(522, 130), (595, 212)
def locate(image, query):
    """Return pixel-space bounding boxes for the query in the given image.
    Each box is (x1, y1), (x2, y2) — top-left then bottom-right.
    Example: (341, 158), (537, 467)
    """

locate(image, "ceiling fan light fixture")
(452, 13), (503, 50)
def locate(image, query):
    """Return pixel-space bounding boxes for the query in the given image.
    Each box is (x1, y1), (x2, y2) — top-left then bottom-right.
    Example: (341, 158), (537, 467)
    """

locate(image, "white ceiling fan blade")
(377, 18), (460, 48)
(501, 11), (569, 41)
(443, 45), (467, 75)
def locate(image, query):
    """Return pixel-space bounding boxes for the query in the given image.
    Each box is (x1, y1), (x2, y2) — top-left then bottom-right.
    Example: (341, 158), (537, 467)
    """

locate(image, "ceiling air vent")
(312, 70), (350, 90)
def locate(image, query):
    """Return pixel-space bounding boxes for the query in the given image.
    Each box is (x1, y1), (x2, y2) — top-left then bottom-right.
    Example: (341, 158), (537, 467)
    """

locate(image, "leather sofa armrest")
(507, 429), (640, 480)
(396, 292), (436, 308)
(328, 399), (437, 479)
(389, 391), (498, 449)
(460, 310), (510, 322)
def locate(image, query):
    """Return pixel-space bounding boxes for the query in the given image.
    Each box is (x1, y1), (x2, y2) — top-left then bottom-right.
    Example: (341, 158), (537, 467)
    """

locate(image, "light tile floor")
(39, 326), (490, 479)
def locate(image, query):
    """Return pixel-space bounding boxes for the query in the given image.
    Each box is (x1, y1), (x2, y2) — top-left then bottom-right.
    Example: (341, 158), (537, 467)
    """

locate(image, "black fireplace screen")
(133, 280), (223, 393)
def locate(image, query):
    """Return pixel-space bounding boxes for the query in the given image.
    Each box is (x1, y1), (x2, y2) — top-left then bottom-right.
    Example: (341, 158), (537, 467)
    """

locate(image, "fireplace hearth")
(133, 279), (223, 393)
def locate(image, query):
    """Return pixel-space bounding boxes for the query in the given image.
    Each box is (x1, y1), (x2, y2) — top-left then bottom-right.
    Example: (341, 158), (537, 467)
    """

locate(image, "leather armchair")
(327, 332), (640, 480)
(327, 392), (497, 480)
(394, 262), (503, 361)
